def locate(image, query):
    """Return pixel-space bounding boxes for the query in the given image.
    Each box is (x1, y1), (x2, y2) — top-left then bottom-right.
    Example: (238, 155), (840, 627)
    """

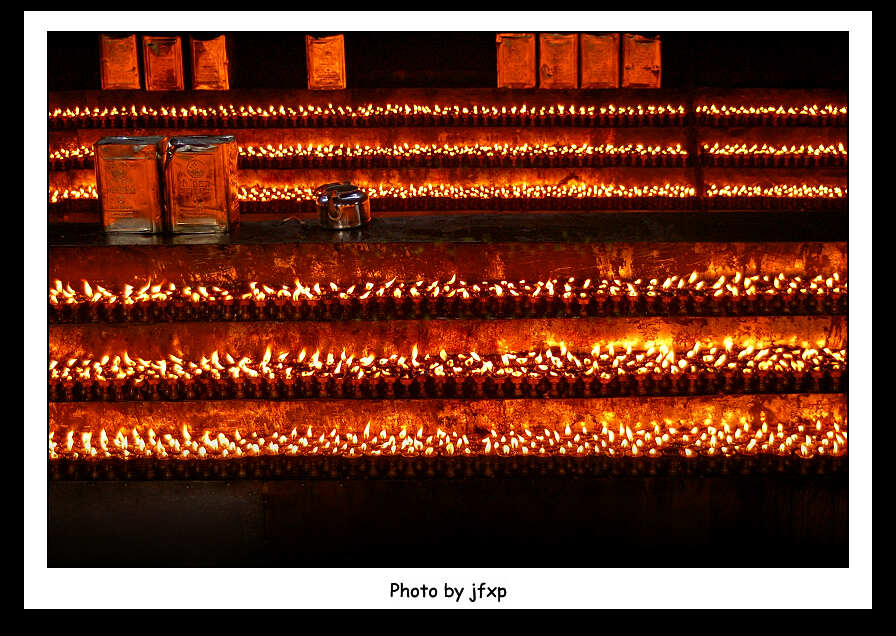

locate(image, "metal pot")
(315, 183), (372, 229)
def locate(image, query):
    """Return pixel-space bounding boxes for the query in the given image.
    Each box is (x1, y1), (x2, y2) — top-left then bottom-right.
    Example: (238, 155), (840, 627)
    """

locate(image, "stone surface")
(49, 315), (847, 359)
(48, 216), (847, 287)
(48, 393), (847, 437)
(48, 474), (848, 566)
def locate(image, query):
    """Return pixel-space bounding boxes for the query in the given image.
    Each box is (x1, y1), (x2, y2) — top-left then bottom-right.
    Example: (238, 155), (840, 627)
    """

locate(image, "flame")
(51, 181), (846, 204)
(49, 411), (847, 462)
(48, 101), (696, 127)
(48, 342), (846, 392)
(49, 102), (844, 128)
(48, 271), (847, 317)
(53, 141), (693, 169)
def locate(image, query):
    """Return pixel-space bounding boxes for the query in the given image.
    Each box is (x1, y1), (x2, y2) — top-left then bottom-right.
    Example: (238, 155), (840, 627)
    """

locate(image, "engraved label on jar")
(191, 35), (229, 90)
(306, 34), (346, 90)
(174, 154), (219, 218)
(95, 137), (165, 234)
(539, 33), (578, 89)
(143, 36), (184, 91)
(165, 136), (237, 234)
(103, 162), (139, 219)
(496, 33), (536, 89)
(622, 33), (661, 88)
(100, 34), (141, 89)
(580, 33), (620, 89)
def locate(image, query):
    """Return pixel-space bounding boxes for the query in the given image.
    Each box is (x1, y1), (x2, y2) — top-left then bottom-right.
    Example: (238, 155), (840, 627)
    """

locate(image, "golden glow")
(239, 142), (688, 158)
(703, 142), (846, 157)
(52, 141), (850, 167)
(48, 411), (847, 460)
(239, 183), (697, 202)
(705, 184), (846, 199)
(49, 272), (848, 319)
(49, 185), (97, 203)
(48, 182), (848, 204)
(50, 142), (688, 168)
(702, 143), (847, 166)
(47, 102), (689, 126)
(696, 104), (847, 122)
(47, 102), (847, 127)
(48, 146), (95, 162)
(48, 342), (846, 400)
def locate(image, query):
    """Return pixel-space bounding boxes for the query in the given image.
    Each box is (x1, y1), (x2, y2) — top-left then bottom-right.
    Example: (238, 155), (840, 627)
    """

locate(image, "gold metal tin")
(190, 35), (230, 90)
(99, 34), (141, 90)
(622, 33), (661, 88)
(496, 33), (536, 89)
(94, 137), (166, 234)
(142, 36), (184, 91)
(305, 34), (346, 90)
(164, 136), (239, 234)
(580, 33), (620, 89)
(539, 33), (578, 89)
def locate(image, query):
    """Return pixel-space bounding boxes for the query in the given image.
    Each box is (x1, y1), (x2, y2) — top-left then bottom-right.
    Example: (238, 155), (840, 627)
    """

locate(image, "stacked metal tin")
(94, 135), (239, 234)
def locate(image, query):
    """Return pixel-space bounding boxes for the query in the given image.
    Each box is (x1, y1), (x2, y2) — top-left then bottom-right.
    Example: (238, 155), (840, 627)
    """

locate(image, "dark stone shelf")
(48, 471), (847, 566)
(47, 213), (848, 286)
(50, 454), (846, 481)
(49, 210), (847, 247)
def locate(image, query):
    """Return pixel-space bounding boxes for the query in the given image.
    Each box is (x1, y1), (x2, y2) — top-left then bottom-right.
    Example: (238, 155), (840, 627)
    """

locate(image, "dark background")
(47, 31), (848, 91)
(49, 474), (847, 567)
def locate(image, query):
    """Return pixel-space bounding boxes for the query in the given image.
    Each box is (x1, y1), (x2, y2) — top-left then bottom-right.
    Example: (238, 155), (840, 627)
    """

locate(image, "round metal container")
(315, 183), (371, 229)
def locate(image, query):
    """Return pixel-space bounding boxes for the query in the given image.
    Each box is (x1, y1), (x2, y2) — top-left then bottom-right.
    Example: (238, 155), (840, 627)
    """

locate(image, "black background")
(48, 31), (848, 91)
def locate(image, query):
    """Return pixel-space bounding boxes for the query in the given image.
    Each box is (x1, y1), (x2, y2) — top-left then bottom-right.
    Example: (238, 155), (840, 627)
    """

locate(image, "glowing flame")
(49, 411), (847, 461)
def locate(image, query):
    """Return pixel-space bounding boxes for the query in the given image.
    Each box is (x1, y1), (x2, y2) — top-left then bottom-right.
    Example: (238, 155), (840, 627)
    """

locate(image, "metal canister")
(621, 33), (661, 88)
(305, 34), (346, 90)
(539, 33), (579, 89)
(315, 183), (371, 229)
(580, 33), (620, 89)
(164, 135), (239, 234)
(99, 34), (141, 90)
(142, 35), (184, 91)
(94, 136), (166, 234)
(496, 33), (536, 89)
(190, 35), (230, 90)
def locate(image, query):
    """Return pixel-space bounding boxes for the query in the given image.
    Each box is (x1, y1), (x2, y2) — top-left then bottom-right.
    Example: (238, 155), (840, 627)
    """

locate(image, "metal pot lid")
(331, 189), (368, 205)
(96, 136), (167, 145)
(314, 182), (357, 204)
